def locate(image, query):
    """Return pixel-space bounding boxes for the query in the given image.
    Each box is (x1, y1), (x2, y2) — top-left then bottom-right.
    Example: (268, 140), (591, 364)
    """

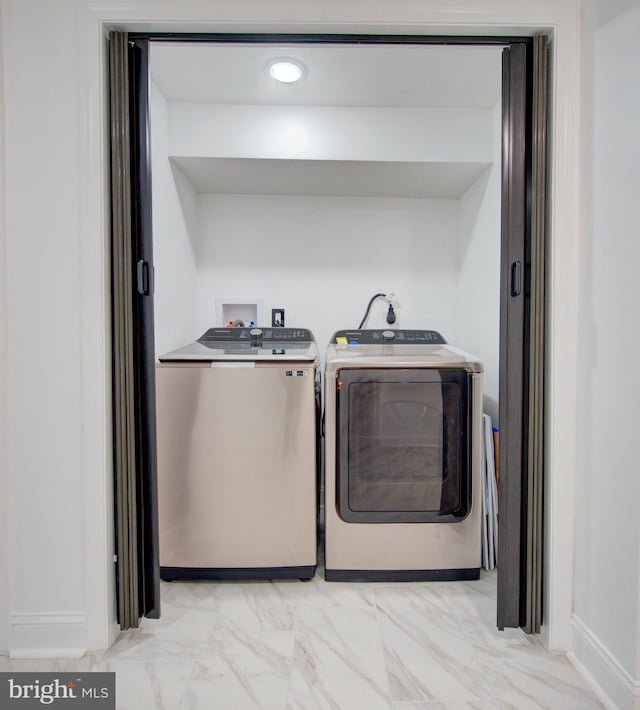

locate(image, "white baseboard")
(570, 615), (640, 710)
(9, 612), (87, 659)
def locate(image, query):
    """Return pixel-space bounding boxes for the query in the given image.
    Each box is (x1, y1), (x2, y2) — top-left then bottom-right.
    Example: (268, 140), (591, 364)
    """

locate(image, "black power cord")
(358, 293), (396, 329)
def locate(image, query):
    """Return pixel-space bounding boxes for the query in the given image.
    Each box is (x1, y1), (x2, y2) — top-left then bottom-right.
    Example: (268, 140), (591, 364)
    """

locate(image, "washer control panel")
(199, 327), (314, 344)
(332, 329), (446, 345)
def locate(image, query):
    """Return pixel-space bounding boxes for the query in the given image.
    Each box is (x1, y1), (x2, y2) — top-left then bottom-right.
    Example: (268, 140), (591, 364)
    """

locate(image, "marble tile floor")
(0, 570), (603, 710)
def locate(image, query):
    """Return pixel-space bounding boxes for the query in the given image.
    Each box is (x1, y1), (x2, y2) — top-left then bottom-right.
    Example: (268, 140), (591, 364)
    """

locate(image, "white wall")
(455, 101), (502, 424)
(169, 103), (493, 163)
(571, 2), (640, 707)
(194, 193), (459, 352)
(0, 8), (9, 652)
(151, 82), (199, 356)
(156, 81), (500, 390)
(0, 0), (581, 660)
(0, 0), (105, 656)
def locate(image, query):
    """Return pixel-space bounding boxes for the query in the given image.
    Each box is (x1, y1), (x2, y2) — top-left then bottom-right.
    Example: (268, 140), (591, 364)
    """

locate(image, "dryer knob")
(382, 330), (396, 341)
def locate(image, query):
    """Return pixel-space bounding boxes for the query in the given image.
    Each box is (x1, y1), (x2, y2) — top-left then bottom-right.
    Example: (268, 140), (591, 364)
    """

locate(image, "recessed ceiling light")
(267, 59), (306, 83)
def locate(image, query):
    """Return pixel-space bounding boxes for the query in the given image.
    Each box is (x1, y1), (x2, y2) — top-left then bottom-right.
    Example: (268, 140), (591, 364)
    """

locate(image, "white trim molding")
(570, 615), (640, 710)
(0, 5), (9, 655)
(78, 0), (120, 657)
(9, 613), (88, 659)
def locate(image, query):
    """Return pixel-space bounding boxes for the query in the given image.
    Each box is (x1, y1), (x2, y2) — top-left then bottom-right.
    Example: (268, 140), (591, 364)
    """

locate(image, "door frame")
(98, 24), (579, 646)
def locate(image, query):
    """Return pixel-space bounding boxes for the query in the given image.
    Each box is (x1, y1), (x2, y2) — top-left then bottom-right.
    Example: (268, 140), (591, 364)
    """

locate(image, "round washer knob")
(250, 328), (263, 337)
(382, 330), (396, 341)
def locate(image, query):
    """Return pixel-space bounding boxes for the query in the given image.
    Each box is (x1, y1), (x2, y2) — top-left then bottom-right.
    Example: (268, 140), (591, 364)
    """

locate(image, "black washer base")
(161, 565), (316, 582)
(324, 567), (480, 582)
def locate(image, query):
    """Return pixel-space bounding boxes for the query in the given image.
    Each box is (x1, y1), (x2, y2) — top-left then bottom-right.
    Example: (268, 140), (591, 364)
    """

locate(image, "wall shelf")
(170, 156), (491, 199)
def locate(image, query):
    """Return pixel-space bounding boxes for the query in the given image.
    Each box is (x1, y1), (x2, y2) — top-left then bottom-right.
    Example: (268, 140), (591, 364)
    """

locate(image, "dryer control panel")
(332, 329), (446, 345)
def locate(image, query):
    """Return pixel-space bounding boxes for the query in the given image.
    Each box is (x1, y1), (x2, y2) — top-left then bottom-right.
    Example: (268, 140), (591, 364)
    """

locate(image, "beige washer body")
(324, 336), (483, 581)
(156, 330), (318, 580)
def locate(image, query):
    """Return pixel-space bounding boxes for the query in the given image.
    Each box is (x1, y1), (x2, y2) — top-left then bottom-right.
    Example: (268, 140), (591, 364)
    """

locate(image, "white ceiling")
(151, 42), (502, 108)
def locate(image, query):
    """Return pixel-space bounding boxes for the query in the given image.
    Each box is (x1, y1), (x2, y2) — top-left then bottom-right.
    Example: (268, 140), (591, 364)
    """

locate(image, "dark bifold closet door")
(109, 30), (160, 628)
(108, 29), (547, 635)
(498, 35), (548, 634)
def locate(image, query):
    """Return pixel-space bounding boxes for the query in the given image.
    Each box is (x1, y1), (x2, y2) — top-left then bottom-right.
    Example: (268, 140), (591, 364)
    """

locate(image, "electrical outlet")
(272, 308), (285, 327)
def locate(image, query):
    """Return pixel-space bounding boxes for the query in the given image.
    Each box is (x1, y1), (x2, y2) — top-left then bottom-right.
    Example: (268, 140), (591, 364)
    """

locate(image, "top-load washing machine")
(324, 329), (483, 582)
(156, 327), (319, 581)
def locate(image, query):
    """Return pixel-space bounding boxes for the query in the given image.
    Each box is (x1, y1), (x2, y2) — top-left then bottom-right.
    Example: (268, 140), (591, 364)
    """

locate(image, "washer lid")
(158, 327), (318, 362)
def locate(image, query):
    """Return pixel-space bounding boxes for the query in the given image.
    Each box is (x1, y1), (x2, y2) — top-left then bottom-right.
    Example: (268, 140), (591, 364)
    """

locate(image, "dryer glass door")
(337, 368), (471, 523)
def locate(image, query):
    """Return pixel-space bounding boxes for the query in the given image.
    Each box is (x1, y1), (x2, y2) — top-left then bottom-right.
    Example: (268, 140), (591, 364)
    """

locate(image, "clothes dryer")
(324, 329), (483, 581)
(156, 327), (319, 581)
